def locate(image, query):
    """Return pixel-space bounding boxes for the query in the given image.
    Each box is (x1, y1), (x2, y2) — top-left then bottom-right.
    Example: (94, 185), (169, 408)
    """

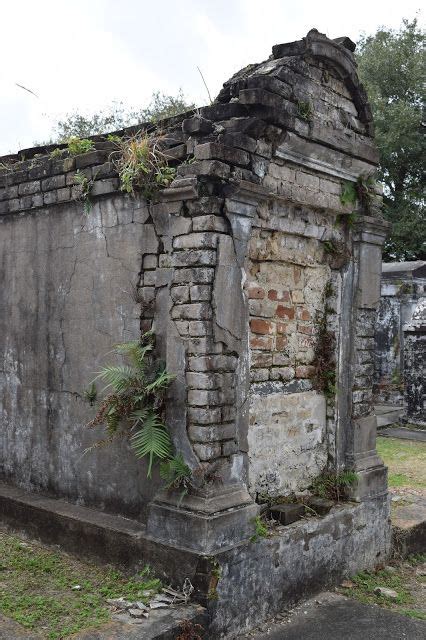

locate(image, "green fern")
(160, 455), (192, 489)
(114, 339), (153, 370)
(86, 332), (180, 479)
(95, 364), (137, 393)
(130, 413), (172, 477)
(145, 369), (175, 393)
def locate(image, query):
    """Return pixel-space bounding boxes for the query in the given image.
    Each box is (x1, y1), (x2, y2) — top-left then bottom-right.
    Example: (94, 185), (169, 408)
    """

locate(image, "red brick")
(276, 336), (288, 350)
(297, 308), (311, 321)
(250, 318), (274, 335)
(276, 305), (295, 320)
(295, 365), (316, 378)
(268, 289), (290, 302)
(251, 352), (273, 367)
(276, 322), (288, 334)
(248, 287), (265, 299)
(250, 336), (273, 350)
(298, 324), (314, 335)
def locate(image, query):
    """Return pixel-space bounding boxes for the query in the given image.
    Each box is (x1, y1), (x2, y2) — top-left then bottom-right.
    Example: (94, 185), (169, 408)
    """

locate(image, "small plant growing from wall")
(340, 174), (377, 219)
(310, 470), (357, 501)
(67, 137), (95, 156)
(74, 170), (95, 214)
(86, 332), (191, 483)
(297, 100), (313, 121)
(250, 515), (269, 543)
(83, 382), (97, 406)
(111, 132), (176, 199)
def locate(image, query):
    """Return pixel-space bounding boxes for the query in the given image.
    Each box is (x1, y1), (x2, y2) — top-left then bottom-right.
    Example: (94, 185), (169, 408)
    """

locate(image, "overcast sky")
(0, 0), (423, 155)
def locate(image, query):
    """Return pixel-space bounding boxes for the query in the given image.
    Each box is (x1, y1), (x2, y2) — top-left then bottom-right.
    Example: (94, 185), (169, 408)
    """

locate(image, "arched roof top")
(272, 29), (372, 125)
(217, 29), (373, 130)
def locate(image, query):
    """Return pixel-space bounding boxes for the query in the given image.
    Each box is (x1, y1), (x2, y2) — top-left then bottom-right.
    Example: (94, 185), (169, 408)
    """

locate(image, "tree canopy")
(356, 18), (425, 261)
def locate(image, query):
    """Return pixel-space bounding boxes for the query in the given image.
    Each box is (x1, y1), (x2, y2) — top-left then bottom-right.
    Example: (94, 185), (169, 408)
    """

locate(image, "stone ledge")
(0, 481), (201, 581)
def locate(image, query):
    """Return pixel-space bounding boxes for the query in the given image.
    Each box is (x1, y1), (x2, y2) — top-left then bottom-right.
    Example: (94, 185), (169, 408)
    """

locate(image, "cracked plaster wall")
(245, 194), (344, 496)
(0, 195), (160, 520)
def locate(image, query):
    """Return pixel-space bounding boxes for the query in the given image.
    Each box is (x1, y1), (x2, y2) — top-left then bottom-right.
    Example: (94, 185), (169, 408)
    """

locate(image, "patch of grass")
(310, 470), (357, 501)
(401, 609), (426, 620)
(345, 569), (413, 606)
(377, 437), (426, 489)
(111, 132), (176, 199)
(389, 472), (412, 487)
(340, 555), (426, 621)
(406, 553), (426, 566)
(0, 531), (161, 639)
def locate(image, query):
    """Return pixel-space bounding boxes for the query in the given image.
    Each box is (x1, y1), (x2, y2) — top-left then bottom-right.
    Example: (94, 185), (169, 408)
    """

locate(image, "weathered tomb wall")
(374, 262), (426, 404)
(403, 300), (426, 424)
(0, 31), (393, 634)
(0, 189), (162, 519)
(245, 212), (332, 496)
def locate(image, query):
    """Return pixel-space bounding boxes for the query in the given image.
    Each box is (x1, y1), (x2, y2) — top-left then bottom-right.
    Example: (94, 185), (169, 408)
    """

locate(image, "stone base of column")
(146, 485), (259, 553)
(349, 464), (388, 501)
(346, 414), (388, 501)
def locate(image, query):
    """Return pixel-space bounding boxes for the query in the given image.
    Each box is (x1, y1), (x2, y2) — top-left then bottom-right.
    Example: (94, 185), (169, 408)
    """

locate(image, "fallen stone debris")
(106, 580), (194, 624)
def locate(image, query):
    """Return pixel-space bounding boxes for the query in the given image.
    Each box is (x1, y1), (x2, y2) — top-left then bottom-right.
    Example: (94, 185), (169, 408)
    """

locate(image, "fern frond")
(130, 407), (150, 425)
(95, 365), (136, 393)
(114, 340), (153, 372)
(106, 407), (120, 435)
(160, 454), (192, 488)
(145, 369), (175, 393)
(130, 413), (172, 477)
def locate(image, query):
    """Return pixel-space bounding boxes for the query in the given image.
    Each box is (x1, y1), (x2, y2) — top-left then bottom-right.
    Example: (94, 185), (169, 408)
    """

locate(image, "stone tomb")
(0, 30), (391, 636)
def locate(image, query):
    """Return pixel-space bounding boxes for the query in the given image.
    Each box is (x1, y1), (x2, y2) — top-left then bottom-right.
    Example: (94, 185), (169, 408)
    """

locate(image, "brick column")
(343, 216), (391, 500)
(145, 181), (266, 553)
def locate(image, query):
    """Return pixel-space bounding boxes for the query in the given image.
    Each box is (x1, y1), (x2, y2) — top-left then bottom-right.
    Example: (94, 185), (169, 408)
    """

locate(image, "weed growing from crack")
(250, 515), (269, 543)
(111, 132), (176, 199)
(73, 170), (94, 214)
(297, 100), (313, 121)
(310, 470), (357, 501)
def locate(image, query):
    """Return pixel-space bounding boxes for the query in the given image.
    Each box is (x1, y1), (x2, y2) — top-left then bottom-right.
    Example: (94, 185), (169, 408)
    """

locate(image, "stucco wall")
(0, 194), (160, 520)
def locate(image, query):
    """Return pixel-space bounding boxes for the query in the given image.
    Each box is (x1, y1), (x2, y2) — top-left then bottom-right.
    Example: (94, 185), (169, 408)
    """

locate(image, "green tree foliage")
(51, 90), (196, 142)
(356, 18), (425, 260)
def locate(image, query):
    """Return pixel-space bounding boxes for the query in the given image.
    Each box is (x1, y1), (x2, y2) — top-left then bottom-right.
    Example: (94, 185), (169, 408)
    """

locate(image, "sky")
(0, 0), (423, 155)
